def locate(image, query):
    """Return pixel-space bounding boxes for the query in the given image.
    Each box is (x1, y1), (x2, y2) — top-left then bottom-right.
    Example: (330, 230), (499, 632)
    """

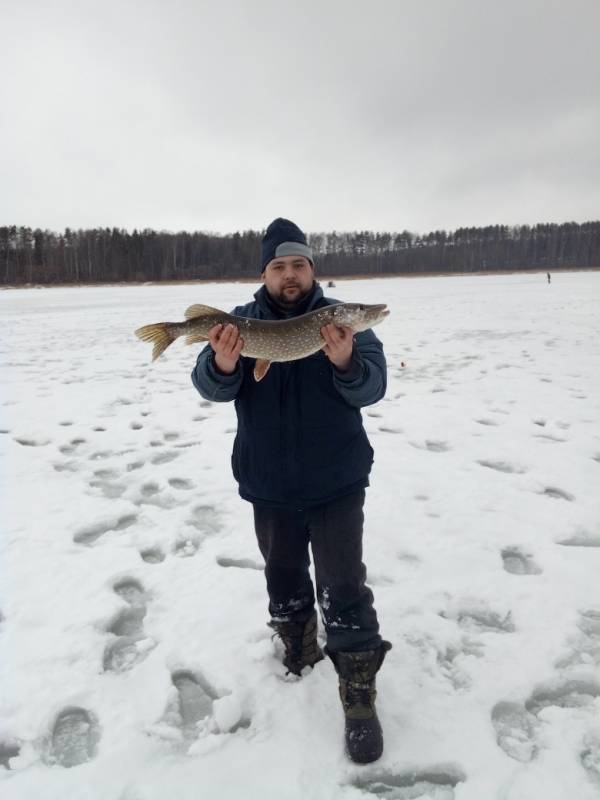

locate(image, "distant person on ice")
(547, 272), (551, 283)
(191, 218), (391, 763)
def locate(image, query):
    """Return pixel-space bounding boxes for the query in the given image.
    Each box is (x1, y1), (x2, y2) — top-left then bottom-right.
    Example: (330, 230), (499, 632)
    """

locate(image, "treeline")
(1, 221), (599, 285)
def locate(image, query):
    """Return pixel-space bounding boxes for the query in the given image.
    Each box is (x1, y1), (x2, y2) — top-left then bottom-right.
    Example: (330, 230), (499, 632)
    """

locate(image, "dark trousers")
(253, 489), (382, 653)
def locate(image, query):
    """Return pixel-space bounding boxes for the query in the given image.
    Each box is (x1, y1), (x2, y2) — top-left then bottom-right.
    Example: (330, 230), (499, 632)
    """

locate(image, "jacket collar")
(253, 282), (324, 319)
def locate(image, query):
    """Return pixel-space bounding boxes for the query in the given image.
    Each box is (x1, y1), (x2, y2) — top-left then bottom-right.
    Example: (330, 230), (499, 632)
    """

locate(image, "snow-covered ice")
(1, 271), (599, 799)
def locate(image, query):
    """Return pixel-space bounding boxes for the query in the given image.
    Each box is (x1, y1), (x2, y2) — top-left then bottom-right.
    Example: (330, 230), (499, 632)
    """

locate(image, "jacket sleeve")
(190, 307), (244, 402)
(331, 328), (387, 408)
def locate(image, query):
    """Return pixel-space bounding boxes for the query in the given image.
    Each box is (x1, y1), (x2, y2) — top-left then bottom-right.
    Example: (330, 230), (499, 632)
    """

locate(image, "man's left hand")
(321, 324), (354, 371)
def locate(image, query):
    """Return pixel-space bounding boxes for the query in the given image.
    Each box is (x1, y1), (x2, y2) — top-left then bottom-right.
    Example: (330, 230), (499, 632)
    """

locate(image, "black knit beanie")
(261, 218), (313, 272)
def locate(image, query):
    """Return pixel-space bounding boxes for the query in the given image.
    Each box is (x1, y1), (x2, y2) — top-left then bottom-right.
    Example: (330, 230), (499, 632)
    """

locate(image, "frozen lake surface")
(1, 271), (600, 799)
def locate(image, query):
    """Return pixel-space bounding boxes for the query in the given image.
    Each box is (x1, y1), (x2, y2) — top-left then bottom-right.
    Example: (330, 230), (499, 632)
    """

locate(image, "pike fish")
(135, 302), (389, 381)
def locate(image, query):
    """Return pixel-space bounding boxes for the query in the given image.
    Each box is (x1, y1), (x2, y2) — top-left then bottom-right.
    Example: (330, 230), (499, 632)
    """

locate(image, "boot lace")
(343, 680), (376, 712)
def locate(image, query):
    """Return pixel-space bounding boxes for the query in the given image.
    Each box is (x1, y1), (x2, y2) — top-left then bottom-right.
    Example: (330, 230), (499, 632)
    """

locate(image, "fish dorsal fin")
(184, 303), (223, 320)
(253, 359), (271, 382)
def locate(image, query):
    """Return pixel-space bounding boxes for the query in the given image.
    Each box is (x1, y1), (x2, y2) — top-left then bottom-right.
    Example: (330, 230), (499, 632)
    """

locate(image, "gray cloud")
(1, 0), (599, 234)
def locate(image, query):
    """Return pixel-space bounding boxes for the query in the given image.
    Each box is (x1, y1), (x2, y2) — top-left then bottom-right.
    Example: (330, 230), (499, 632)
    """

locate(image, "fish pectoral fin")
(253, 359), (271, 381)
(185, 333), (209, 346)
(184, 303), (223, 320)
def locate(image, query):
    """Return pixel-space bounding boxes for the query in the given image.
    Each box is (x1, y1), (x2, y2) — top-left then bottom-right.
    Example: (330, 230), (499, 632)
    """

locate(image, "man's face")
(262, 255), (315, 307)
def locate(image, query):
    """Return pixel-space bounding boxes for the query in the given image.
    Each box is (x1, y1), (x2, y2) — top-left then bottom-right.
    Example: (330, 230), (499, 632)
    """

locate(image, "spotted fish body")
(135, 301), (389, 381)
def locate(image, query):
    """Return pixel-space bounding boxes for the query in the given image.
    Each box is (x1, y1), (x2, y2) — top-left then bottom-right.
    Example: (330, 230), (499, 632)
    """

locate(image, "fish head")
(328, 302), (389, 332)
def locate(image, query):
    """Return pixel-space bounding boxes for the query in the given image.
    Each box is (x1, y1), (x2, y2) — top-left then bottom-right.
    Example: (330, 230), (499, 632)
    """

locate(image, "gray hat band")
(274, 241), (313, 261)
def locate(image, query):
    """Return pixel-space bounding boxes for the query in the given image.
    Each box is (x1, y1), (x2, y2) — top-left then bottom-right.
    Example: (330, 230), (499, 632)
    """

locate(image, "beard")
(272, 281), (313, 308)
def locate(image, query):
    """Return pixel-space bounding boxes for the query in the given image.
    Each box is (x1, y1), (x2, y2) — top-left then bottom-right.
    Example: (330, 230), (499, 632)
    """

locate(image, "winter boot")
(268, 610), (324, 676)
(327, 641), (392, 763)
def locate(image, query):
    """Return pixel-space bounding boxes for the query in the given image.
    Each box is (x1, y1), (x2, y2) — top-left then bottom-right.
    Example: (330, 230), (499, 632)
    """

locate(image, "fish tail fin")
(135, 322), (176, 361)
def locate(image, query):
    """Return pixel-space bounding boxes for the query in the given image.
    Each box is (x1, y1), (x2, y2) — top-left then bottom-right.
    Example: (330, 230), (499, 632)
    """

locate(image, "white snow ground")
(1, 271), (600, 800)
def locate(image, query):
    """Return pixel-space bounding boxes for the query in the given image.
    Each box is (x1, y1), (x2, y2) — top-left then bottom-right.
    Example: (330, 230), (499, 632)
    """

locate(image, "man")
(191, 218), (391, 763)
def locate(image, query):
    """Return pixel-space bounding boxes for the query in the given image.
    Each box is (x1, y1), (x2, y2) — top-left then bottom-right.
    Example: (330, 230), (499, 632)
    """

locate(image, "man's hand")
(209, 323), (244, 374)
(321, 324), (354, 371)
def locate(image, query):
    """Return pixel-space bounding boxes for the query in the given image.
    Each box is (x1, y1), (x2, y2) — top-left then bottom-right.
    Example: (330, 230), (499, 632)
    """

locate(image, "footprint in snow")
(533, 432), (567, 443)
(157, 670), (218, 742)
(94, 468), (119, 480)
(491, 701), (538, 762)
(474, 418), (499, 426)
(89, 477), (127, 499)
(379, 425), (403, 434)
(150, 450), (179, 465)
(172, 671), (217, 739)
(409, 440), (451, 453)
(140, 547), (166, 564)
(168, 477), (194, 490)
(350, 765), (466, 799)
(581, 736), (600, 787)
(437, 638), (484, 691)
(441, 607), (515, 634)
(186, 504), (222, 536)
(158, 672), (248, 745)
(524, 678), (600, 714)
(89, 449), (113, 460)
(477, 459), (527, 474)
(46, 707), (100, 768)
(74, 514), (137, 545)
(426, 440), (450, 452)
(15, 436), (51, 447)
(0, 739), (20, 769)
(217, 556), (263, 571)
(163, 431), (180, 441)
(103, 578), (155, 672)
(557, 529), (600, 548)
(173, 536), (201, 558)
(107, 579), (146, 636)
(501, 548), (542, 575)
(136, 483), (178, 509)
(53, 461), (78, 473)
(556, 610), (600, 669)
(492, 679), (600, 763)
(541, 486), (574, 501)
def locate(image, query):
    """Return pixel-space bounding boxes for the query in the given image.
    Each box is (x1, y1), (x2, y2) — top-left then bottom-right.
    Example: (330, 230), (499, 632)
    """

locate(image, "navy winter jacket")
(191, 283), (387, 507)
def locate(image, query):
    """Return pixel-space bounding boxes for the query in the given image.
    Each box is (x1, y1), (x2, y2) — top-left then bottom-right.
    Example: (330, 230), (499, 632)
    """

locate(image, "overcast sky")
(1, 0), (599, 235)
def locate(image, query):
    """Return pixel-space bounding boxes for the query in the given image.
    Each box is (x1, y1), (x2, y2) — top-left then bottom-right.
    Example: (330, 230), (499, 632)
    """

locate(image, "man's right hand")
(209, 323), (244, 375)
